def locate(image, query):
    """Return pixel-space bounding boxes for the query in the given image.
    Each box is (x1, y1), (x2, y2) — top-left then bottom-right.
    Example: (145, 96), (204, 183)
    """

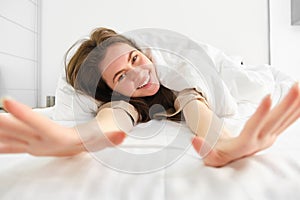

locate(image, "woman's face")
(100, 43), (160, 97)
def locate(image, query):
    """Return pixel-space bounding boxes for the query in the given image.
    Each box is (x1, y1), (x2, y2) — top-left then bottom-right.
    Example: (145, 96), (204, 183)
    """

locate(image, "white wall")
(270, 0), (300, 80)
(0, 0), (39, 107)
(40, 0), (269, 106)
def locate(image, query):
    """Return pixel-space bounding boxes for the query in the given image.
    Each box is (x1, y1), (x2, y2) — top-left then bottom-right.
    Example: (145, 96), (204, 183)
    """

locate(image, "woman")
(0, 27), (299, 167)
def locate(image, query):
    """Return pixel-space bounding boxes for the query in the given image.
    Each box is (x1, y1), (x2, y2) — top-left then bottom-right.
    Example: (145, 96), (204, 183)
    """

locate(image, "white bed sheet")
(0, 118), (300, 200)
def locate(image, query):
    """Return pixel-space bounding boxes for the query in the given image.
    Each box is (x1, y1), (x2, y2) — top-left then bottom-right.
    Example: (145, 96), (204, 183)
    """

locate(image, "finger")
(2, 98), (60, 134)
(192, 137), (231, 167)
(0, 146), (27, 153)
(0, 130), (30, 146)
(192, 136), (213, 157)
(259, 82), (300, 137)
(240, 94), (272, 137)
(106, 131), (126, 146)
(0, 135), (28, 145)
(82, 131), (126, 152)
(0, 140), (27, 154)
(272, 91), (300, 136)
(0, 114), (38, 142)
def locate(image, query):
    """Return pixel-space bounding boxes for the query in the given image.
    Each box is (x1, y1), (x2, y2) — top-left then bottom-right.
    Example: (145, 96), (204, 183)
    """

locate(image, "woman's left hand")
(192, 82), (300, 167)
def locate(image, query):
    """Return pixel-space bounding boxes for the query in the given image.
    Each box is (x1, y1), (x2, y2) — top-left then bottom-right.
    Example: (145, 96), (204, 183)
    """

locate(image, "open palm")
(192, 82), (300, 167)
(0, 98), (125, 156)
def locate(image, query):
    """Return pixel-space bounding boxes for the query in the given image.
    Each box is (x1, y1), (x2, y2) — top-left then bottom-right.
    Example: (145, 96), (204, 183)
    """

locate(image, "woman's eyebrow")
(113, 50), (134, 83)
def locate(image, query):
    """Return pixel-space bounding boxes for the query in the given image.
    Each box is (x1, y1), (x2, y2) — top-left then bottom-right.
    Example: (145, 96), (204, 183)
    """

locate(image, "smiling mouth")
(137, 75), (150, 89)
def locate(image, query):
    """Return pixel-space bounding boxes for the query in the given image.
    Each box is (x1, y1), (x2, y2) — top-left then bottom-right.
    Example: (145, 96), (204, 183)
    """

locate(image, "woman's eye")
(132, 55), (138, 64)
(118, 73), (126, 82)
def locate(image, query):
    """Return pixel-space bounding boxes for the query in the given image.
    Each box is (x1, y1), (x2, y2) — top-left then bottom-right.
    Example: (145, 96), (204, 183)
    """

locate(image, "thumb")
(80, 131), (126, 152)
(106, 131), (126, 146)
(192, 136), (213, 157)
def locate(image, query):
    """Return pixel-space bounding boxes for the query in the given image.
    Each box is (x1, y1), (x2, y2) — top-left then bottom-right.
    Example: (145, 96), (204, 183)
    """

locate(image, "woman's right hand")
(0, 98), (126, 156)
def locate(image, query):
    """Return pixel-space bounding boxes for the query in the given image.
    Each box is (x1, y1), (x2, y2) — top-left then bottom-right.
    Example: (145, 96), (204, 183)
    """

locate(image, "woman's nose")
(127, 66), (149, 82)
(126, 67), (141, 80)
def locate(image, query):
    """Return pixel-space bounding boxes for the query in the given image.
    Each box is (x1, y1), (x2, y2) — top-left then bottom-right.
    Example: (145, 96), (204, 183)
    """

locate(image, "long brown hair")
(65, 27), (181, 122)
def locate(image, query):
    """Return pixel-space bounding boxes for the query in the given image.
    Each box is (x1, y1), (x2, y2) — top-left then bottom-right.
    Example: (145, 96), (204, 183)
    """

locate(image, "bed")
(0, 30), (300, 200)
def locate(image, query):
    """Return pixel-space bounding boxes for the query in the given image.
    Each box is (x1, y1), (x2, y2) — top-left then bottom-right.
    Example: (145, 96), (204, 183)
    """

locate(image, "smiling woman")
(66, 27), (183, 123)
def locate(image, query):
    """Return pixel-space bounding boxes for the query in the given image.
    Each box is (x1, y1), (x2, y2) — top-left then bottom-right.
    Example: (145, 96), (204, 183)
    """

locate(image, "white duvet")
(0, 29), (299, 199)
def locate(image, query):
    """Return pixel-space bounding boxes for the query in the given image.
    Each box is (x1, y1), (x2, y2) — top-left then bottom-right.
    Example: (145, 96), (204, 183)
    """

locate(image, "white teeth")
(138, 76), (150, 89)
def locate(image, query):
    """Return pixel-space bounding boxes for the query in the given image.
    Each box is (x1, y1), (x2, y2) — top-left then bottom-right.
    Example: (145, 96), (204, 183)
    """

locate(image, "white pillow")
(125, 29), (238, 117)
(52, 72), (99, 121)
(53, 29), (240, 121)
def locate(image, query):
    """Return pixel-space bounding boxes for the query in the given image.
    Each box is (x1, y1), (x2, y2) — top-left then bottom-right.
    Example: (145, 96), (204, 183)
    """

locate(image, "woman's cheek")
(115, 83), (136, 97)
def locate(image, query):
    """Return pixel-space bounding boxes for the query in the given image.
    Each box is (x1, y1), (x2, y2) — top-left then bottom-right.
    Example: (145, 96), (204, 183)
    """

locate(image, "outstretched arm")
(0, 98), (129, 156)
(185, 82), (300, 167)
